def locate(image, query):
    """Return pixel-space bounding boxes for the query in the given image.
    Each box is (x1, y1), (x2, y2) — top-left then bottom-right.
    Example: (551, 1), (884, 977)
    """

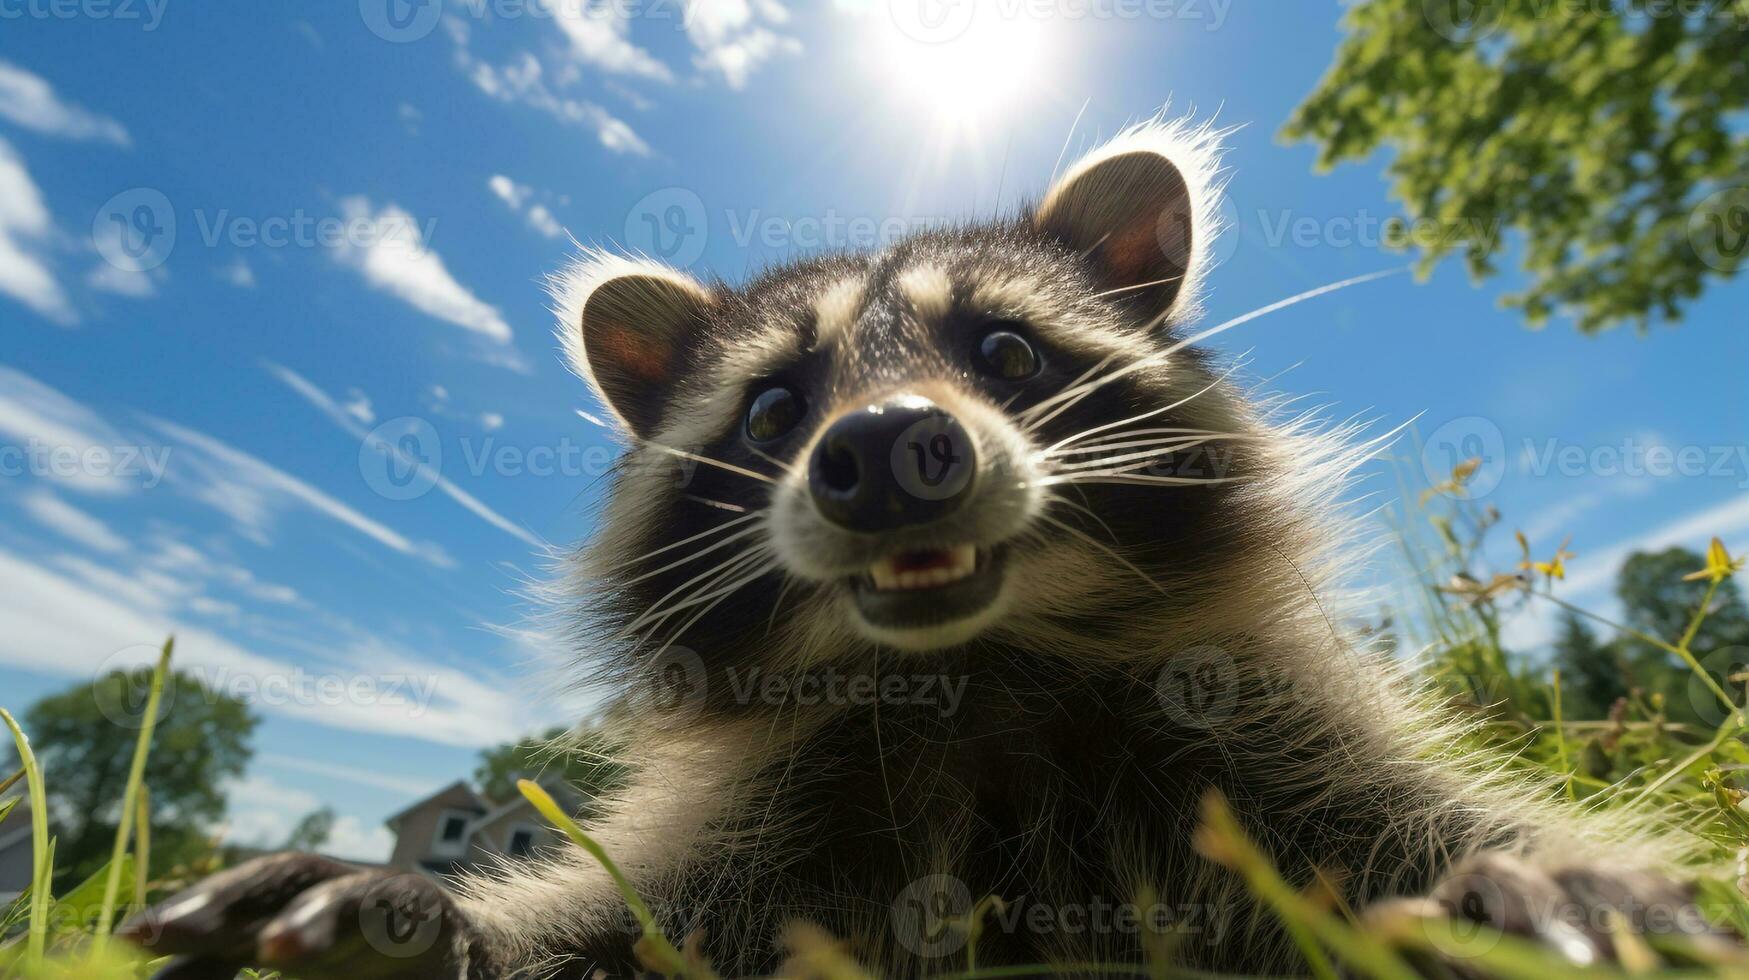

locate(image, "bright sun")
(871, 1), (1051, 125)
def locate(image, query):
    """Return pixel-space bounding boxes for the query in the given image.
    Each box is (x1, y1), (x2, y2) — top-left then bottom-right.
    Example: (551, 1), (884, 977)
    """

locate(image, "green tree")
(284, 806), (336, 852)
(1552, 609), (1628, 719)
(9, 668), (258, 884)
(1283, 0), (1749, 332)
(474, 725), (628, 810)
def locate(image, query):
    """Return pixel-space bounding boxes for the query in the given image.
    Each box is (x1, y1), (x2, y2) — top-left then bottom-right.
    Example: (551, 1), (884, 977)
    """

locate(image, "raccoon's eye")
(746, 386), (805, 442)
(976, 328), (1041, 380)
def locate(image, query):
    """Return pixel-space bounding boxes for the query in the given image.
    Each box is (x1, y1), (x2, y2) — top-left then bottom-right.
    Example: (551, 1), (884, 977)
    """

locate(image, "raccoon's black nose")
(808, 395), (977, 532)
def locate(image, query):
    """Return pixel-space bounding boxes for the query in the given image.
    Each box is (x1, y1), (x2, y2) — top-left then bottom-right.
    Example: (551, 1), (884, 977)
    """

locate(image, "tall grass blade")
(517, 778), (697, 977)
(1, 705), (51, 963)
(134, 785), (151, 910)
(95, 637), (173, 946)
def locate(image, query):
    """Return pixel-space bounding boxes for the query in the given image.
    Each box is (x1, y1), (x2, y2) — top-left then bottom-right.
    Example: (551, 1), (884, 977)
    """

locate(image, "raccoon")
(124, 117), (1728, 979)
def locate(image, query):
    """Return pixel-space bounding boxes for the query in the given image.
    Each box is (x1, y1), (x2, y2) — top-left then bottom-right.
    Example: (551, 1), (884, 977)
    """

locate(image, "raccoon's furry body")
(451, 118), (1691, 977)
(124, 117), (1709, 980)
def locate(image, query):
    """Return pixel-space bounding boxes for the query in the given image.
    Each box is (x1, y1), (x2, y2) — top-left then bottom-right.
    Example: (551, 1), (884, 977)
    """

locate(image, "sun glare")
(872, 2), (1051, 126)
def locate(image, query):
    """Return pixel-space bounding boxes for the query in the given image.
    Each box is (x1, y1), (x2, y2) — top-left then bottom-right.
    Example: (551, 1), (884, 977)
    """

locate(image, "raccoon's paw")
(1365, 852), (1744, 971)
(118, 852), (496, 979)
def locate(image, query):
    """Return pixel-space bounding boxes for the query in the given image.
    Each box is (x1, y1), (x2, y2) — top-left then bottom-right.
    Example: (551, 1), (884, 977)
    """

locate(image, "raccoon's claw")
(119, 852), (493, 980)
(1366, 852), (1745, 972)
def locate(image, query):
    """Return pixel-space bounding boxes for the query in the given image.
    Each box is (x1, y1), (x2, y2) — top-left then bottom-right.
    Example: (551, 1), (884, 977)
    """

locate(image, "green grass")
(4, 480), (1749, 978)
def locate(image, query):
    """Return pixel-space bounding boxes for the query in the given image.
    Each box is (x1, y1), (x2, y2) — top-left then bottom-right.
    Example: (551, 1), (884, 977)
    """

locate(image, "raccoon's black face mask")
(560, 120), (1278, 690)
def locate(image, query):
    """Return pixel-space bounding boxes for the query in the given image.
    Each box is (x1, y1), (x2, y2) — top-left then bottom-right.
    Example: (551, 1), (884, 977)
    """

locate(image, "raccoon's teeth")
(866, 544), (978, 592)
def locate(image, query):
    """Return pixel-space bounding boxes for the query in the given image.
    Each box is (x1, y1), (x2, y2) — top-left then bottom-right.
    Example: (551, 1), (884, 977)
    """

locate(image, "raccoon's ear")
(1035, 121), (1218, 325)
(558, 254), (716, 438)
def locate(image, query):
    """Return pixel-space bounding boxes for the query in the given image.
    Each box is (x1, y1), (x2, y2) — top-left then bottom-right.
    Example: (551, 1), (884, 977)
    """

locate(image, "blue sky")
(0, 1), (1744, 860)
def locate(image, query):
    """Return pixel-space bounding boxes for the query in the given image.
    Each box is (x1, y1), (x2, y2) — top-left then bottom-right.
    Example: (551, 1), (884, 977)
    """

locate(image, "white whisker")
(1047, 438), (1227, 473)
(1041, 474), (1251, 489)
(643, 441), (780, 486)
(1018, 353), (1116, 426)
(743, 443), (802, 478)
(684, 496), (749, 513)
(1090, 272), (1186, 299)
(621, 524), (768, 587)
(1023, 268), (1404, 433)
(1038, 513), (1170, 597)
(1042, 491), (1119, 544)
(1048, 431), (1254, 456)
(641, 558), (781, 664)
(609, 512), (761, 572)
(1029, 351), (1244, 445)
(622, 545), (773, 637)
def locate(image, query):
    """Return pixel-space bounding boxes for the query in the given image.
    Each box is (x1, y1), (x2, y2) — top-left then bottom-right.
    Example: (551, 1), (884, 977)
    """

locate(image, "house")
(0, 794), (31, 904)
(385, 778), (584, 881)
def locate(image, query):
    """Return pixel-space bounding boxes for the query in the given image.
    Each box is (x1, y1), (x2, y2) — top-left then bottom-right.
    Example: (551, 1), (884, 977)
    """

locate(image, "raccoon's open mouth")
(850, 544), (1007, 629)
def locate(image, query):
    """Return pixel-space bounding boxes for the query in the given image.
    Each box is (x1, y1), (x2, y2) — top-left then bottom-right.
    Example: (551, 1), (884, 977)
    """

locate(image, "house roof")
(382, 779), (487, 830)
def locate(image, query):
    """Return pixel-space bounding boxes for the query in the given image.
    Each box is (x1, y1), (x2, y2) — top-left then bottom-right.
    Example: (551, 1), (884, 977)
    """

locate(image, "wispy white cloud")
(0, 138), (77, 326)
(488, 174), (566, 239)
(85, 261), (159, 299)
(139, 533), (304, 607)
(0, 365), (139, 493)
(680, 0), (799, 89)
(259, 751), (440, 798)
(18, 489), (129, 554)
(263, 362), (545, 550)
(1559, 494), (1749, 600)
(488, 173), (531, 210)
(0, 60), (130, 145)
(1, 370), (438, 569)
(535, 0), (672, 81)
(342, 388), (376, 426)
(148, 414), (457, 567)
(329, 196), (514, 346)
(217, 258), (256, 288)
(447, 20), (652, 156)
(86, 217), (169, 300)
(526, 204), (563, 238)
(0, 543), (539, 747)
